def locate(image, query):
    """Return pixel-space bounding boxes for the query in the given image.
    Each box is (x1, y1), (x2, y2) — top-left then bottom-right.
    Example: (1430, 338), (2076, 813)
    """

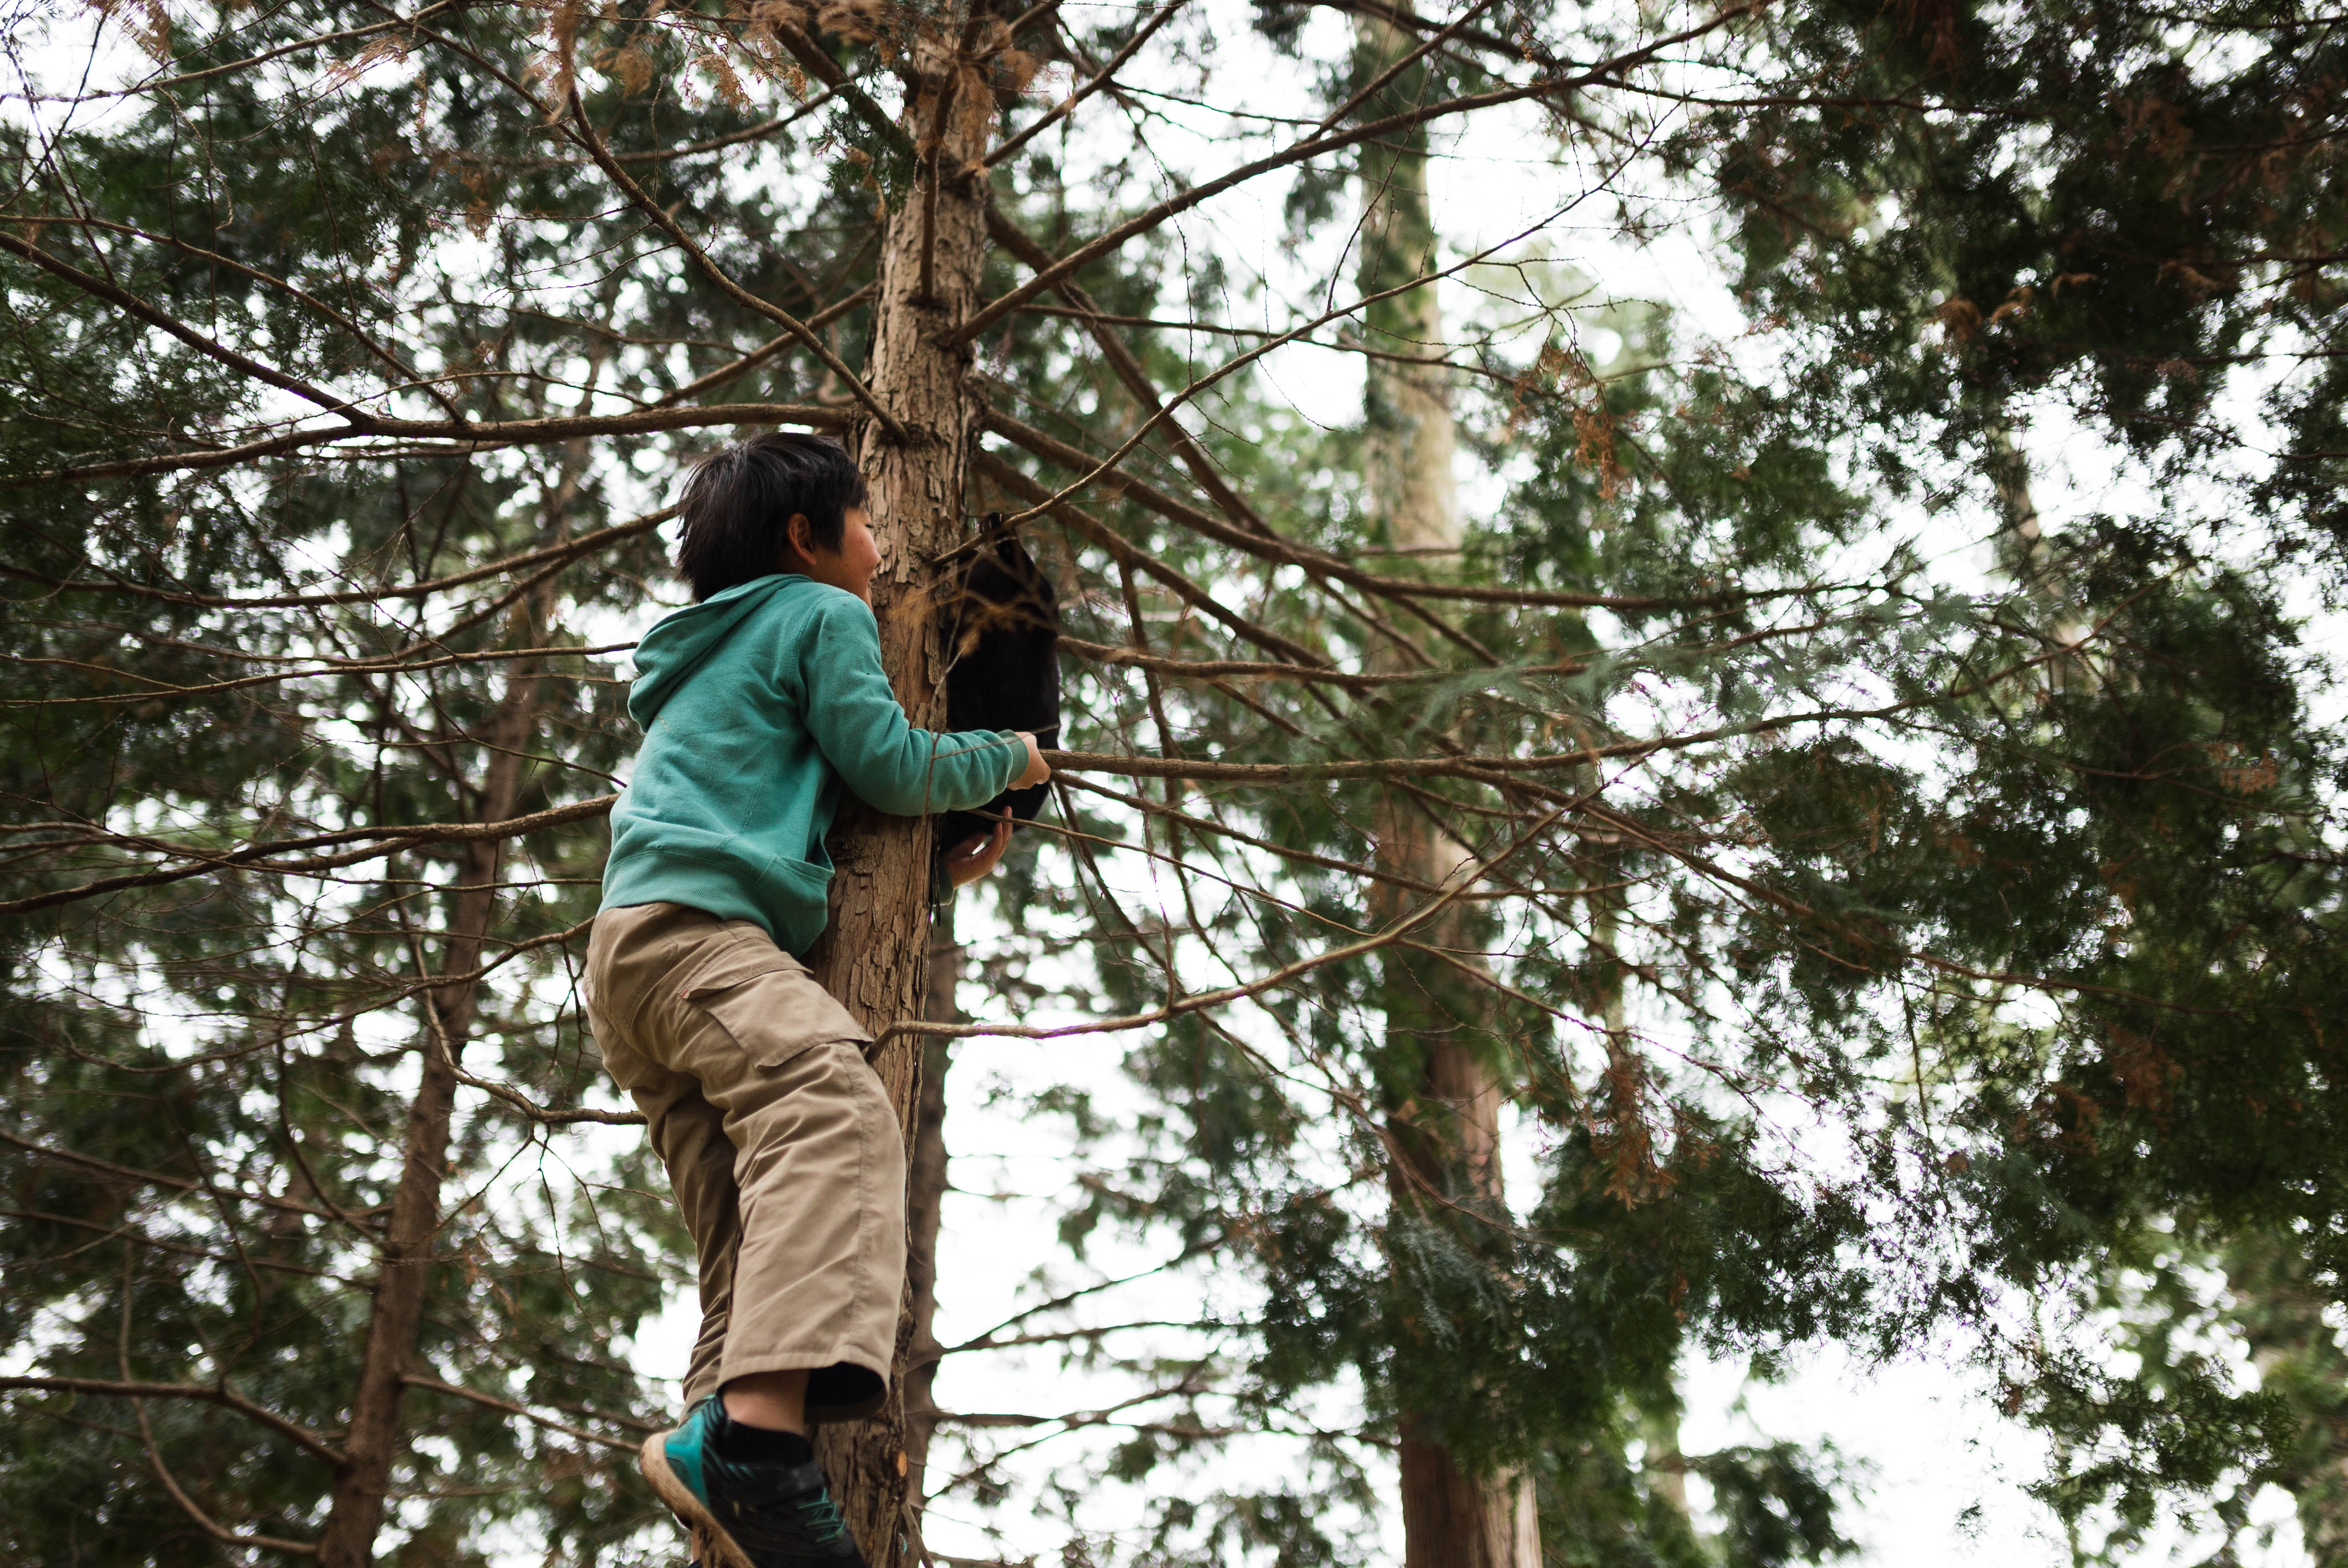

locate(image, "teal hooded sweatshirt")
(600, 574), (1024, 955)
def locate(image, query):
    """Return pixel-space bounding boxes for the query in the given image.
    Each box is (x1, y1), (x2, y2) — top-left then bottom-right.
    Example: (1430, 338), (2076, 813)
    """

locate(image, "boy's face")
(784, 505), (882, 603)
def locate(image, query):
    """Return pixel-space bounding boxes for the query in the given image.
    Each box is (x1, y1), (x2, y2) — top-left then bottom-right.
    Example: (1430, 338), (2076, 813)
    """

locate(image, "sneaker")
(641, 1397), (865, 1568)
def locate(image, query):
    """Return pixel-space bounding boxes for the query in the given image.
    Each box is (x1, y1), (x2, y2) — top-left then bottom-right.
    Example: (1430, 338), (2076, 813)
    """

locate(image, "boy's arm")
(800, 595), (1027, 816)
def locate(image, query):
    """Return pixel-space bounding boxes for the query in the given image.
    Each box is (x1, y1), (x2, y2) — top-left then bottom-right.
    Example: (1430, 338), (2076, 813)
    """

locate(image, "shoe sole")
(640, 1432), (758, 1568)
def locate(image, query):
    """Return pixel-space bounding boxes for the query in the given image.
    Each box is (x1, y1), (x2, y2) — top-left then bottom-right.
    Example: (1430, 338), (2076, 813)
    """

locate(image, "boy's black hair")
(673, 432), (869, 602)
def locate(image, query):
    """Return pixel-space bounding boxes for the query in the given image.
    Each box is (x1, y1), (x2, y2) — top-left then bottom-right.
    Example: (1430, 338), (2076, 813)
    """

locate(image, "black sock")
(714, 1407), (815, 1467)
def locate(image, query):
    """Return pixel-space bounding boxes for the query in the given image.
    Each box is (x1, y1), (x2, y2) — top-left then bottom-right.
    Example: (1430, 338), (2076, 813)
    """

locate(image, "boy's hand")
(944, 816), (1013, 888)
(1011, 731), (1052, 790)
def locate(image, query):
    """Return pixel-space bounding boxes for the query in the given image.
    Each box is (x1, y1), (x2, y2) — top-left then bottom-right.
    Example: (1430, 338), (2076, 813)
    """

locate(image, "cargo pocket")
(677, 942), (871, 1070)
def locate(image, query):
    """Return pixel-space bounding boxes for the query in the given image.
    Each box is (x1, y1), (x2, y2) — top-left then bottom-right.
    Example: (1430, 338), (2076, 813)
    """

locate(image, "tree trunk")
(1383, 1041), (1541, 1568)
(902, 911), (961, 1525)
(317, 636), (547, 1568)
(1355, 16), (1539, 1567)
(805, 27), (994, 1566)
(2220, 1230), (2348, 1563)
(1639, 1400), (1691, 1519)
(316, 984), (462, 1568)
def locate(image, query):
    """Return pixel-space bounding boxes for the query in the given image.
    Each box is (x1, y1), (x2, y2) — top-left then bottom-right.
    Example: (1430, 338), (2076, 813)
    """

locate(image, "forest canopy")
(1, 1), (2342, 1565)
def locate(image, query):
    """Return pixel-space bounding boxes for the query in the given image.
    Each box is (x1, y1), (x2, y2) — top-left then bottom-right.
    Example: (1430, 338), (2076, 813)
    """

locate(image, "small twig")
(448, 1064), (646, 1127)
(401, 1373), (651, 1451)
(985, 0), (1188, 168)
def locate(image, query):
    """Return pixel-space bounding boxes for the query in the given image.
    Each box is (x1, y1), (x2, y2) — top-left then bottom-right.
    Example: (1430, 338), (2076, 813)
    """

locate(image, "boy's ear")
(784, 512), (813, 560)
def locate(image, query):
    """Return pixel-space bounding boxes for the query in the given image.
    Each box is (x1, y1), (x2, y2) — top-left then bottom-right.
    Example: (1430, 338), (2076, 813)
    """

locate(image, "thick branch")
(3, 403), (849, 489)
(0, 230), (356, 414)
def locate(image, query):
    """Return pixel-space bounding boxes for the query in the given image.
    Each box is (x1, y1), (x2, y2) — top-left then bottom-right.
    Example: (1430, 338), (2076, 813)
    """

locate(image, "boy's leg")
(723, 1369), (810, 1433)
(588, 902), (900, 1567)
(600, 1044), (742, 1406)
(682, 1024), (904, 1420)
(586, 907), (741, 1406)
(587, 902), (904, 1415)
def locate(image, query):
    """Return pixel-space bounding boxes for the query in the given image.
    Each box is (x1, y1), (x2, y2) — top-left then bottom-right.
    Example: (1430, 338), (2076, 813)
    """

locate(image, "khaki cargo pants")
(584, 902), (903, 1421)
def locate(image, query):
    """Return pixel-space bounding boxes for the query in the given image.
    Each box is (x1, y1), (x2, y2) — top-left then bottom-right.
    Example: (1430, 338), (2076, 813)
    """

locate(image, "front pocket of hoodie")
(747, 847), (834, 958)
(678, 941), (871, 1070)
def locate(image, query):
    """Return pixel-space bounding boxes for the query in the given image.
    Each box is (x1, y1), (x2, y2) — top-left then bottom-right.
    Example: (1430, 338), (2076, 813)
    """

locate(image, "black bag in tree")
(936, 517), (1060, 852)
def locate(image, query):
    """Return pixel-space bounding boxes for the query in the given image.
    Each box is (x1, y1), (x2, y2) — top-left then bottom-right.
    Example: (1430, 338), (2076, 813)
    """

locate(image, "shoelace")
(708, 1453), (854, 1560)
(789, 1490), (848, 1546)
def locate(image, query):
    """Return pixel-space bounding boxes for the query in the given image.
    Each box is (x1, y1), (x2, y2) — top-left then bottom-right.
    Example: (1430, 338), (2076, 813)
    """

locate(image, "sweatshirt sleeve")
(799, 594), (1025, 816)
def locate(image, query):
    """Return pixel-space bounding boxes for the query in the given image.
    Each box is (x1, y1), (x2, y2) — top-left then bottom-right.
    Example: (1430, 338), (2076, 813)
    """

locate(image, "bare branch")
(3, 404), (851, 489)
(0, 796), (619, 918)
(400, 1374), (648, 1452)
(1, 511), (671, 608)
(1062, 634), (1585, 689)
(3, 1375), (347, 1469)
(0, 1128), (385, 1224)
(984, 409), (1749, 611)
(61, 1), (462, 101)
(6, 215), (463, 419)
(0, 229), (357, 415)
(881, 796), (1577, 1043)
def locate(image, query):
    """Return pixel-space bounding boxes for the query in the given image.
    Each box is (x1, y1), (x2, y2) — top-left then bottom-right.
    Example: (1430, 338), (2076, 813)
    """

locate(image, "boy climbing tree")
(586, 432), (1049, 1568)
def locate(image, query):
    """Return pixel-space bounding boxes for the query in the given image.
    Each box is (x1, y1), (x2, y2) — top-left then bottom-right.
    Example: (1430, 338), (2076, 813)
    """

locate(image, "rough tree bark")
(1356, 16), (1541, 1568)
(902, 911), (961, 1520)
(802, 23), (995, 1565)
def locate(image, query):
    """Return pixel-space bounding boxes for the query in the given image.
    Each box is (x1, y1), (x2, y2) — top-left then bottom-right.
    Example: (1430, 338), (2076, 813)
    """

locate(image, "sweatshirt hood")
(627, 574), (802, 728)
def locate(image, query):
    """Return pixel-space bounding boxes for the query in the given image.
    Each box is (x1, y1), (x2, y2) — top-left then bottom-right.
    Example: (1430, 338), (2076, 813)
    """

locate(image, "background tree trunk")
(804, 28), (995, 1566)
(318, 613), (552, 1568)
(1355, 16), (1539, 1567)
(2221, 1233), (2348, 1562)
